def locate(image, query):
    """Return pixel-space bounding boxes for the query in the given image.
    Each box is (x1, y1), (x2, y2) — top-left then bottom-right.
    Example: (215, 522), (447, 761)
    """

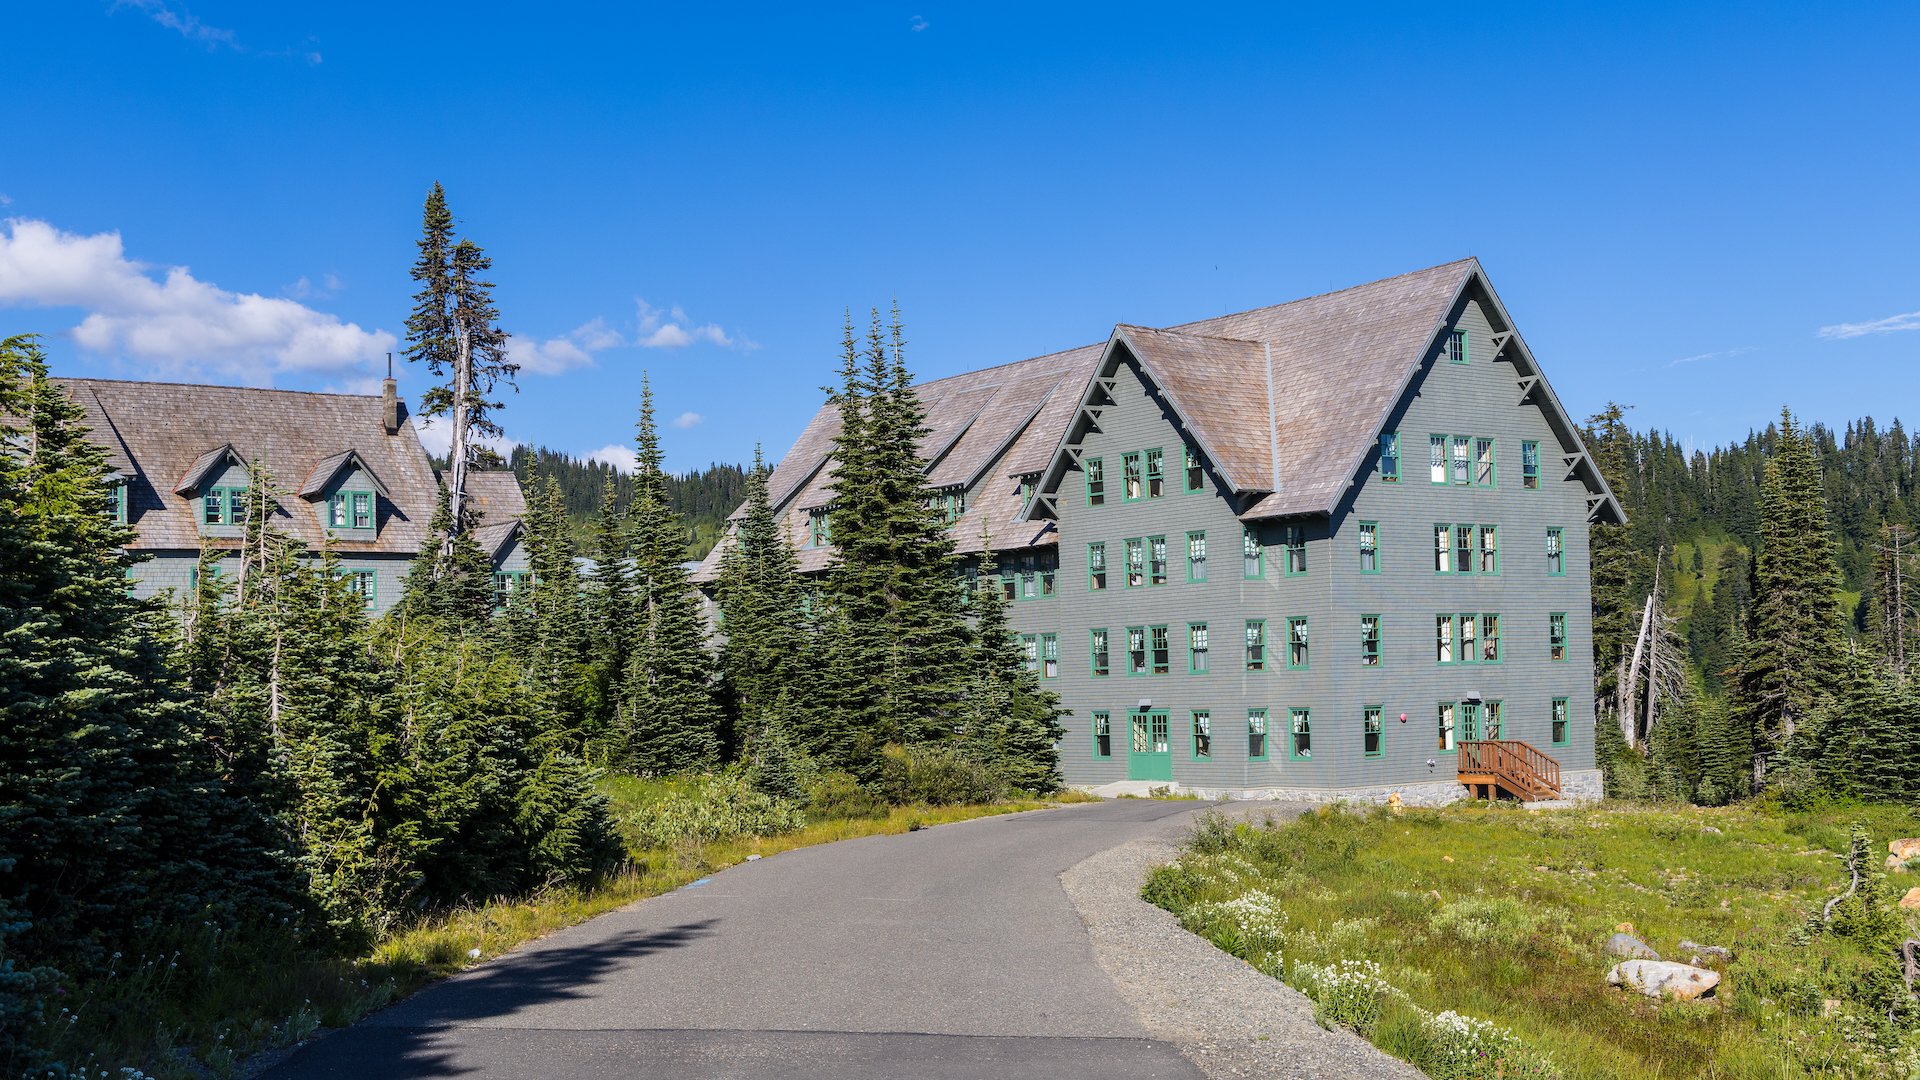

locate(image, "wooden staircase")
(1458, 740), (1562, 801)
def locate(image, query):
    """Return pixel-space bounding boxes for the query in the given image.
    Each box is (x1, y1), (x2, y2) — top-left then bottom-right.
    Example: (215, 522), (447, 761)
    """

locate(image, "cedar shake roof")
(54, 377), (522, 554)
(451, 470), (529, 529)
(693, 258), (1620, 583)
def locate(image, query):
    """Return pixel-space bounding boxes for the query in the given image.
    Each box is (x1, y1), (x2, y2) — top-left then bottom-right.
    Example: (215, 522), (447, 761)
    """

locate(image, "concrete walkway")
(264, 799), (1416, 1079)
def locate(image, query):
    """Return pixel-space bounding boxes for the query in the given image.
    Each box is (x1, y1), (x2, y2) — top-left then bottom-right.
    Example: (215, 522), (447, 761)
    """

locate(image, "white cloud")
(584, 444), (638, 474)
(0, 218), (395, 381)
(112, 0), (240, 49)
(411, 414), (518, 460)
(910, 14), (929, 31)
(634, 298), (745, 350)
(508, 316), (624, 375)
(1668, 346), (1756, 367)
(1818, 310), (1920, 340)
(672, 411), (704, 429)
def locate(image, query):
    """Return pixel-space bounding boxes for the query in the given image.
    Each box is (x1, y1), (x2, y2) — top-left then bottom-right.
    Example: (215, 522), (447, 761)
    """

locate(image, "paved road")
(267, 800), (1215, 1080)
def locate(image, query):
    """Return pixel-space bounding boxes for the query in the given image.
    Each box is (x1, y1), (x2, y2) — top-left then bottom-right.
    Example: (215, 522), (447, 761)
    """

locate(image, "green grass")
(1146, 799), (1920, 1079)
(60, 776), (1089, 1078)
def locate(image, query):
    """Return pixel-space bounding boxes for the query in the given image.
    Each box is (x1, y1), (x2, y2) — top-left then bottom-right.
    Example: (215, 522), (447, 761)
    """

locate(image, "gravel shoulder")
(1063, 802), (1427, 1080)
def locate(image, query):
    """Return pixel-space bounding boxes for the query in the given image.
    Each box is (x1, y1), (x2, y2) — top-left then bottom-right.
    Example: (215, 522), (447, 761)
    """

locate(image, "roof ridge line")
(1161, 257), (1479, 334)
(53, 376), (386, 401)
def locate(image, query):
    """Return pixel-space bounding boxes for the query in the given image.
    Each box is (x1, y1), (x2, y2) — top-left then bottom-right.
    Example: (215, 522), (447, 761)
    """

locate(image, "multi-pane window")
(1379, 432), (1400, 482)
(1437, 702), (1457, 751)
(1521, 440), (1539, 489)
(1481, 614), (1501, 662)
(1550, 612), (1568, 661)
(1289, 708), (1312, 760)
(808, 508), (831, 547)
(1447, 327), (1467, 364)
(1359, 521), (1379, 573)
(1127, 626), (1147, 675)
(1248, 710), (1269, 760)
(104, 481), (126, 523)
(345, 569), (376, 609)
(1243, 526), (1262, 578)
(1361, 615), (1381, 667)
(1187, 531), (1207, 582)
(352, 492), (373, 529)
(1485, 700), (1504, 740)
(931, 489), (965, 524)
(1547, 528), (1565, 575)
(1459, 613), (1477, 662)
(1429, 435), (1447, 484)
(1462, 702), (1482, 742)
(1020, 634), (1040, 675)
(1434, 524), (1451, 573)
(1040, 560), (1056, 597)
(1091, 629), (1111, 676)
(1435, 615), (1454, 664)
(493, 570), (529, 608)
(1474, 438), (1496, 487)
(1188, 623), (1210, 673)
(1287, 617), (1309, 669)
(1552, 697), (1570, 745)
(1149, 535), (1168, 586)
(1192, 711), (1212, 759)
(1092, 711), (1112, 758)
(1364, 706), (1383, 757)
(1126, 538), (1146, 588)
(1088, 543), (1108, 591)
(1478, 525), (1499, 574)
(1123, 452), (1144, 501)
(999, 574), (1017, 602)
(329, 493), (350, 528)
(1149, 625), (1171, 675)
(1144, 448), (1165, 498)
(1086, 457), (1106, 506)
(1245, 619), (1267, 671)
(202, 486), (249, 526)
(1019, 479), (1035, 514)
(1454, 524), (1474, 573)
(1184, 444), (1204, 492)
(1282, 525), (1307, 576)
(1041, 633), (1059, 679)
(1452, 436), (1471, 485)
(1020, 569), (1038, 600)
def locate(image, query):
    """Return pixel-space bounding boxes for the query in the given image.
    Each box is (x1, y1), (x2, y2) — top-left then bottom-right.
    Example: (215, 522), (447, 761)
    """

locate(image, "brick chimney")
(382, 376), (400, 435)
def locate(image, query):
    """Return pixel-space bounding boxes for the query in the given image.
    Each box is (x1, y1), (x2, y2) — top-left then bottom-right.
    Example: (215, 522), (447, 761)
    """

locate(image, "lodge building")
(695, 259), (1618, 802)
(58, 375), (529, 616)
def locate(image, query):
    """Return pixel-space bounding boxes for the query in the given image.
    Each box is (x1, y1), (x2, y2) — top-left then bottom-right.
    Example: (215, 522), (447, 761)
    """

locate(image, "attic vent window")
(1447, 328), (1468, 364)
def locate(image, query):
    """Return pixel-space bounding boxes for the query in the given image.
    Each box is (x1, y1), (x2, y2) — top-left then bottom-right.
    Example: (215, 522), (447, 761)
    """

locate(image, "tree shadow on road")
(264, 919), (717, 1079)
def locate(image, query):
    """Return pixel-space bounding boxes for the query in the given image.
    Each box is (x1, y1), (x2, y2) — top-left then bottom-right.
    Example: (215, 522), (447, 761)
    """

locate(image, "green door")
(1128, 709), (1173, 781)
(1461, 702), (1481, 742)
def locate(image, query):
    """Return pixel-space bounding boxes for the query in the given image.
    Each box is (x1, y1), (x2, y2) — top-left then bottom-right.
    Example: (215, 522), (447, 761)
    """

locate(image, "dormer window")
(202, 487), (247, 526)
(104, 480), (127, 523)
(328, 491), (376, 531)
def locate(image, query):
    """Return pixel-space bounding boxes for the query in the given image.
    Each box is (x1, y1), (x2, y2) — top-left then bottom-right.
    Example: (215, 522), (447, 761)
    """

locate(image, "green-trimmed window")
(104, 480), (127, 523)
(1474, 437), (1496, 487)
(1020, 634), (1040, 675)
(1459, 613), (1478, 665)
(999, 573), (1017, 602)
(1040, 560), (1056, 597)
(344, 569), (376, 609)
(1480, 614), (1501, 663)
(1091, 628), (1111, 676)
(1088, 542), (1108, 591)
(808, 508), (831, 547)
(1289, 708), (1312, 761)
(1447, 328), (1467, 364)
(1188, 622), (1209, 674)
(1435, 615), (1454, 664)
(1437, 702), (1456, 751)
(1379, 432), (1400, 483)
(1041, 633), (1059, 679)
(1149, 625), (1171, 675)
(1122, 452), (1144, 501)
(1364, 706), (1384, 757)
(353, 492), (374, 529)
(1186, 530), (1207, 582)
(1462, 701), (1482, 742)
(1478, 525), (1499, 574)
(1433, 524), (1451, 573)
(1183, 444), (1204, 492)
(1192, 710), (1212, 759)
(1552, 697), (1570, 746)
(492, 570), (529, 609)
(1247, 709), (1269, 760)
(1145, 448), (1165, 498)
(1361, 615), (1381, 667)
(1020, 568), (1038, 600)
(1521, 440), (1540, 489)
(1149, 535), (1168, 586)
(1550, 612), (1568, 661)
(1019, 479), (1035, 514)
(1245, 619), (1266, 671)
(1086, 457), (1106, 506)
(1486, 700), (1504, 740)
(1428, 435), (1447, 484)
(1125, 538), (1145, 588)
(1547, 528), (1565, 575)
(1282, 525), (1307, 576)
(1359, 521), (1379, 573)
(1454, 524), (1473, 573)
(1452, 436), (1471, 485)
(1092, 711), (1112, 758)
(1287, 617), (1309, 670)
(202, 486), (247, 526)
(328, 492), (350, 528)
(1242, 526), (1263, 579)
(1127, 626), (1148, 675)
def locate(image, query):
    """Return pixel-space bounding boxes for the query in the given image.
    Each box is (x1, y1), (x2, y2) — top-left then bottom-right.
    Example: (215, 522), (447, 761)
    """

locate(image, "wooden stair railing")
(1457, 740), (1562, 801)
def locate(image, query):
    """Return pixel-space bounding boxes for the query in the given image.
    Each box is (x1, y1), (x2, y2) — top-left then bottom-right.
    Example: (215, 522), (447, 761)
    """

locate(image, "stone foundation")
(1075, 767), (1606, 808)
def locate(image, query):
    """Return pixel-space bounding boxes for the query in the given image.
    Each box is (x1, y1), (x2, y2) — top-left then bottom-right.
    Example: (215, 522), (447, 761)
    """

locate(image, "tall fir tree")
(584, 474), (635, 751)
(503, 470), (593, 738)
(1735, 408), (1850, 773)
(714, 444), (805, 726)
(618, 377), (723, 772)
(1584, 403), (1653, 723)
(398, 483), (497, 629)
(958, 543), (1064, 794)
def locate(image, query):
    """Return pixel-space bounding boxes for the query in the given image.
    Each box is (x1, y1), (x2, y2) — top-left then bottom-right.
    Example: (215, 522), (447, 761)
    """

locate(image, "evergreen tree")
(617, 377), (723, 772)
(747, 689), (812, 801)
(503, 470), (593, 738)
(959, 545), (1064, 794)
(1735, 409), (1849, 772)
(714, 445), (804, 725)
(1584, 403), (1652, 720)
(584, 474), (634, 751)
(399, 483), (497, 629)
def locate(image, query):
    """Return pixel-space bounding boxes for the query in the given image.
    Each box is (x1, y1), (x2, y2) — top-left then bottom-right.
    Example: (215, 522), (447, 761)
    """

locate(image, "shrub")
(874, 743), (1006, 806)
(1429, 896), (1546, 945)
(622, 772), (804, 850)
(1184, 887), (1290, 957)
(1292, 958), (1402, 1035)
(1141, 862), (1202, 913)
(1424, 1010), (1560, 1080)
(806, 771), (890, 820)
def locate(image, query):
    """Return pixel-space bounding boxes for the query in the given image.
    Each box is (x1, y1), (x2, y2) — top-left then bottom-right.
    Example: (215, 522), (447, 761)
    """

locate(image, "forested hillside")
(507, 445), (746, 559)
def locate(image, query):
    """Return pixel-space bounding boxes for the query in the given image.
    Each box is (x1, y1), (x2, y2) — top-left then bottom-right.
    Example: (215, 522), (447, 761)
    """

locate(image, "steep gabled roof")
(471, 519), (524, 559)
(299, 448), (392, 500)
(175, 443), (247, 495)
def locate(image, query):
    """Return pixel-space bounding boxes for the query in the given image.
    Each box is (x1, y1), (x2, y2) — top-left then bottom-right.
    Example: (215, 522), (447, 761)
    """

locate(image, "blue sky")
(3, 2), (1916, 472)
